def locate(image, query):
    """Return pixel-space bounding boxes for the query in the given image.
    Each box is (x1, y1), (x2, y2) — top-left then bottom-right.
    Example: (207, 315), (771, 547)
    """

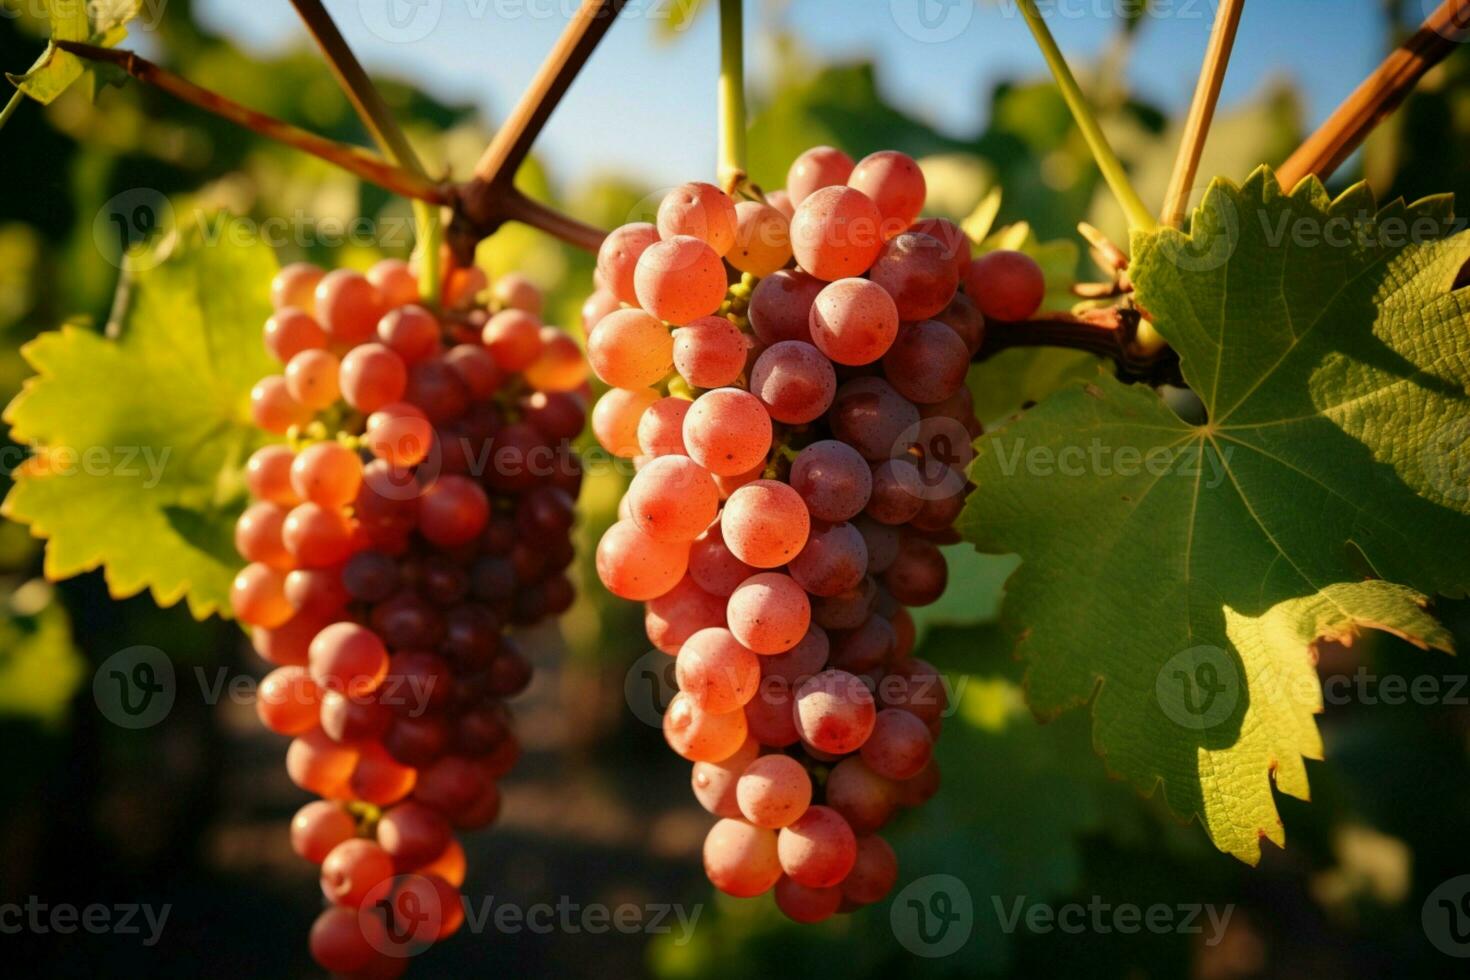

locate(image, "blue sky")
(197, 0), (1392, 189)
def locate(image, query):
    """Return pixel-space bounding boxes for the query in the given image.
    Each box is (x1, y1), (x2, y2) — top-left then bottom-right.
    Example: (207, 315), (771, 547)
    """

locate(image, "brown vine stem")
(453, 0), (627, 258)
(471, 0), (628, 186)
(1277, 0), (1470, 189)
(976, 308), (1179, 385)
(1161, 0), (1245, 228)
(288, 0), (429, 176)
(54, 41), (450, 205)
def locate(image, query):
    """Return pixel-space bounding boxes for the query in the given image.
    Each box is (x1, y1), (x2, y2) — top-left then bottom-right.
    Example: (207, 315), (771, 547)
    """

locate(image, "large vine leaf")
(7, 0), (142, 104)
(2, 216), (278, 619)
(959, 168), (1470, 862)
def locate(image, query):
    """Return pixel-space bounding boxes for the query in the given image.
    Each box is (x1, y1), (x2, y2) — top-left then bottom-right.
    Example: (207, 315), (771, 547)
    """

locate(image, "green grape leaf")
(7, 0), (142, 105)
(958, 168), (1470, 862)
(0, 580), (84, 727)
(2, 216), (278, 619)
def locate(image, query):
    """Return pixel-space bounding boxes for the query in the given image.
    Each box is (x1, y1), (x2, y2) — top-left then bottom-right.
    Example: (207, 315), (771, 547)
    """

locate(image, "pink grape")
(789, 521), (868, 597)
(793, 669), (876, 754)
(688, 517), (755, 597)
(777, 805), (857, 888)
(419, 475), (489, 547)
(748, 268), (823, 345)
(868, 231), (960, 320)
(364, 402), (434, 467)
(847, 150), (926, 235)
(675, 627), (761, 713)
(759, 626), (831, 686)
(309, 622), (389, 697)
(789, 186), (884, 281)
(290, 800), (356, 864)
(271, 262), (324, 312)
(339, 343), (408, 413)
(286, 728), (359, 797)
(703, 818), (782, 898)
(775, 876), (843, 923)
(637, 396), (691, 457)
(672, 315), (748, 389)
(842, 834), (898, 905)
(246, 445), (299, 505)
(963, 249), (1046, 321)
(625, 454), (720, 543)
(290, 441), (363, 508)
(646, 576), (728, 655)
(596, 519), (689, 600)
(786, 145), (855, 206)
(231, 562), (294, 627)
(376, 305), (441, 363)
(657, 181), (739, 256)
(282, 502), (355, 567)
(284, 349), (341, 410)
(721, 480), (810, 568)
(591, 386), (661, 458)
(320, 838), (394, 908)
(634, 236), (728, 324)
(523, 326), (588, 393)
(366, 257), (419, 307)
(808, 278), (899, 365)
(736, 753), (812, 828)
(829, 376), (920, 461)
(314, 269), (384, 344)
(824, 757), (898, 834)
(789, 440), (872, 522)
(250, 375), (311, 434)
(882, 319), (970, 404)
(910, 217), (973, 277)
(597, 222), (660, 305)
(691, 737), (760, 817)
(663, 690), (749, 763)
(491, 271), (543, 314)
(883, 534), (948, 606)
(726, 573), (811, 654)
(861, 708), (934, 780)
(235, 501), (291, 569)
(744, 675), (800, 747)
(748, 341), (836, 424)
(482, 309), (544, 371)
(265, 307), (326, 362)
(728, 200), (793, 276)
(682, 388), (772, 477)
(587, 308), (673, 388)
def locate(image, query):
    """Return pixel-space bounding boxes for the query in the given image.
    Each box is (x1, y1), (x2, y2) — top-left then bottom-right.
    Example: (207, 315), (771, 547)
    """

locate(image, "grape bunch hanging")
(232, 255), (587, 975)
(588, 146), (1046, 921)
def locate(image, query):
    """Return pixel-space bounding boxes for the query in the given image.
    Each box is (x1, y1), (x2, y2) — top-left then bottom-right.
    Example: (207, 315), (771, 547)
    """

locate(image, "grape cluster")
(587, 147), (1045, 920)
(234, 255), (587, 975)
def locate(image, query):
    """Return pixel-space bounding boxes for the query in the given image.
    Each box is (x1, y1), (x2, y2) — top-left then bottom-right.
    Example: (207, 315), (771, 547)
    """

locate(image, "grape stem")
(717, 0), (748, 195)
(288, 0), (442, 303)
(976, 308), (1180, 386)
(53, 41), (450, 204)
(0, 90), (22, 133)
(1277, 0), (1470, 189)
(1161, 0), (1245, 229)
(453, 0), (628, 261)
(1014, 0), (1157, 233)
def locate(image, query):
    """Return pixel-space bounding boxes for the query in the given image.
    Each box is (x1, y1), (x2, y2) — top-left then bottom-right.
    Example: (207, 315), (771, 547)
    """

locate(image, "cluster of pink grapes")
(587, 146), (1046, 922)
(233, 255), (587, 976)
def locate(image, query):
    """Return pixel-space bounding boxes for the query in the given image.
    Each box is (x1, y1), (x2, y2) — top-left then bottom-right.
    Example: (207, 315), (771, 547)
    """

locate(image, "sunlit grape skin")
(635, 236), (728, 324)
(789, 186), (885, 281)
(963, 249), (1046, 322)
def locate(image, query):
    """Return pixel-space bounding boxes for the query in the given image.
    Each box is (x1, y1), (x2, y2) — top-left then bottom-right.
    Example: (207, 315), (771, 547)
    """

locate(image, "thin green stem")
(0, 90), (21, 132)
(717, 0), (747, 193)
(1015, 0), (1156, 232)
(289, 0), (441, 303)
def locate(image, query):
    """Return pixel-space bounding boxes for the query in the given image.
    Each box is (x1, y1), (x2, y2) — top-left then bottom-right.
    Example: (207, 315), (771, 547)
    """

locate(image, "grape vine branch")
(45, 0), (1469, 383)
